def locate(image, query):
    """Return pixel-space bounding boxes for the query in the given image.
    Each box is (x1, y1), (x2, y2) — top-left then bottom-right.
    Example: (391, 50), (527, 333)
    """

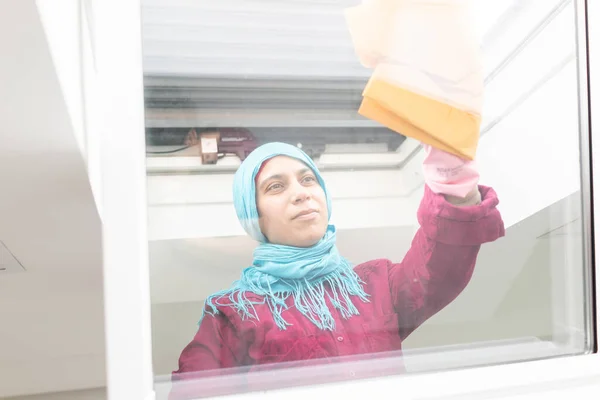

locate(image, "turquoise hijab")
(204, 142), (369, 330)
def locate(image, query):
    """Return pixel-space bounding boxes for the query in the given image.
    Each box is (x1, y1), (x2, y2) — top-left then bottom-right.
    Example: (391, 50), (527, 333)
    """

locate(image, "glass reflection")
(142, 1), (592, 399)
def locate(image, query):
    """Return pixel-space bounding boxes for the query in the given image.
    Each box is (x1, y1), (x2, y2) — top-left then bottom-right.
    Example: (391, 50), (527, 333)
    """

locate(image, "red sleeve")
(169, 311), (248, 399)
(173, 311), (242, 374)
(389, 185), (505, 340)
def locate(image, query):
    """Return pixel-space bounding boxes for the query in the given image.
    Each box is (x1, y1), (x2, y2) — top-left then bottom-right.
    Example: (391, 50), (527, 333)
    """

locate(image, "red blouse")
(170, 185), (505, 399)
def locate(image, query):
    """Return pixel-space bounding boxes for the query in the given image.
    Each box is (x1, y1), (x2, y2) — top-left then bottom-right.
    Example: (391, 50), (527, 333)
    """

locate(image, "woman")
(171, 141), (504, 393)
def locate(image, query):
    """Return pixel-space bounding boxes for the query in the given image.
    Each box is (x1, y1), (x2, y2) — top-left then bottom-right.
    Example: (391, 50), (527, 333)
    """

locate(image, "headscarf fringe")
(202, 265), (369, 331)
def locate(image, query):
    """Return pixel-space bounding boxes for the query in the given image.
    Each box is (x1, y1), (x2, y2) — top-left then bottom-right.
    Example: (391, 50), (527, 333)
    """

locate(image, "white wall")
(0, 1), (105, 398)
(36, 0), (85, 156)
(35, 0), (104, 218)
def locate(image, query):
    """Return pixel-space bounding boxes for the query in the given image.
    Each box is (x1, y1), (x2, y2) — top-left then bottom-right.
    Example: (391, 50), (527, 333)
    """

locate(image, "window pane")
(141, 1), (595, 398)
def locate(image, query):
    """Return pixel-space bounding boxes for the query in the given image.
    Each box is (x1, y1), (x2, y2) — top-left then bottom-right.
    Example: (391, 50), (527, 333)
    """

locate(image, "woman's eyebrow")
(258, 168), (312, 189)
(258, 173), (284, 189)
(296, 167), (312, 176)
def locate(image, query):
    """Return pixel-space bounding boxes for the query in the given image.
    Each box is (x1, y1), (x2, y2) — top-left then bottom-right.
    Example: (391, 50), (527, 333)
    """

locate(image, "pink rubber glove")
(422, 144), (479, 198)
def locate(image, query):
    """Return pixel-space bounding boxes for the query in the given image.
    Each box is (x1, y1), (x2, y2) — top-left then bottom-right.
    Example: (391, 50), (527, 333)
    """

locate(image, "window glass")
(142, 1), (594, 398)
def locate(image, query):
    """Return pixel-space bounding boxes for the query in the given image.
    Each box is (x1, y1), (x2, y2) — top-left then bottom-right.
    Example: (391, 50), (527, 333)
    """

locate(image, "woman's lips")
(293, 209), (319, 220)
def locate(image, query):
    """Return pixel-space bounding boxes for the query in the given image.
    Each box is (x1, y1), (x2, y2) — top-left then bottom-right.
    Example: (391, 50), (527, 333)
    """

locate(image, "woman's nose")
(292, 183), (310, 204)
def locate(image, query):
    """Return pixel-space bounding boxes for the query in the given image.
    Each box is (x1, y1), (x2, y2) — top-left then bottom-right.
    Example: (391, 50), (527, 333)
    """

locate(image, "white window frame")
(95, 1), (600, 399)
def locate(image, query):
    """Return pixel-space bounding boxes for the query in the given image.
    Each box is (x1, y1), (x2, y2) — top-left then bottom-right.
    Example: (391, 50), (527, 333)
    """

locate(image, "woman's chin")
(292, 228), (327, 248)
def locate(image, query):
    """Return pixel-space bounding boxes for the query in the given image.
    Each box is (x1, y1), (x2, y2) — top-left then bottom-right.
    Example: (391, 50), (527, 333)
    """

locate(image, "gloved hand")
(422, 144), (480, 200)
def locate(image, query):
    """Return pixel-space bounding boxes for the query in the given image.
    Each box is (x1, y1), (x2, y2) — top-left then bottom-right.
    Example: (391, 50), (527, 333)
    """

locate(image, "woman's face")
(256, 156), (329, 247)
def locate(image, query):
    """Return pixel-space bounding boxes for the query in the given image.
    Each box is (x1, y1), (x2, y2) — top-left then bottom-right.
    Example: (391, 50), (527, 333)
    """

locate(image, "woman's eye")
(302, 175), (316, 184)
(267, 183), (283, 192)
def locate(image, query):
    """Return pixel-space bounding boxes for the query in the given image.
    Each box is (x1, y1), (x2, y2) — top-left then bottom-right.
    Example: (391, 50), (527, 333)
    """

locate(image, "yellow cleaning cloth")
(346, 0), (483, 160)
